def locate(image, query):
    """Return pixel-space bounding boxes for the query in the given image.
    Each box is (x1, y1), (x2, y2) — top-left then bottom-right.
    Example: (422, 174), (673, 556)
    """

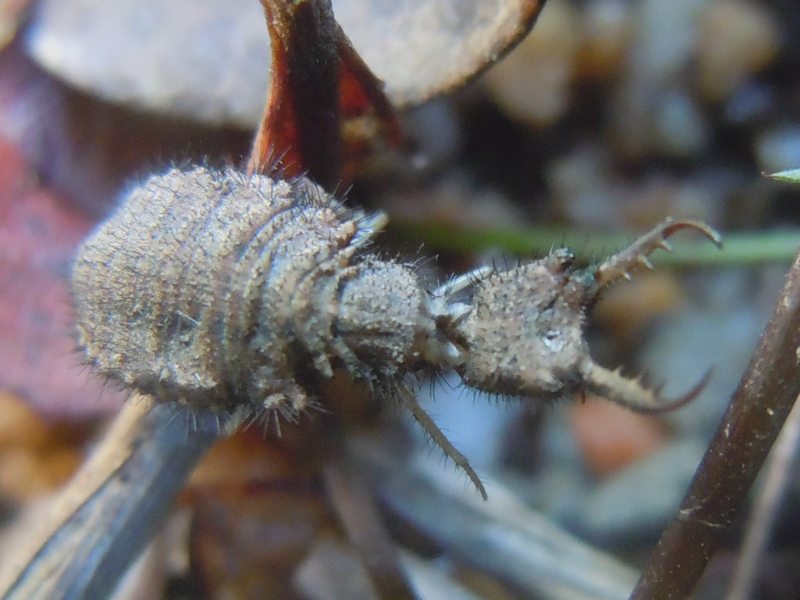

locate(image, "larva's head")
(453, 249), (592, 399)
(445, 219), (721, 413)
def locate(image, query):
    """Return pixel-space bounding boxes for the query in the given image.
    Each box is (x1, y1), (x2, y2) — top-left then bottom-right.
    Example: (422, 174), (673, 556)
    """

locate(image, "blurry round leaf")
(25, 0), (546, 126)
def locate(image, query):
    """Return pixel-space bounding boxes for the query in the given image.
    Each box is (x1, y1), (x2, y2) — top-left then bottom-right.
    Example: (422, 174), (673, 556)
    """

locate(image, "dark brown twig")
(727, 396), (800, 600)
(631, 250), (800, 599)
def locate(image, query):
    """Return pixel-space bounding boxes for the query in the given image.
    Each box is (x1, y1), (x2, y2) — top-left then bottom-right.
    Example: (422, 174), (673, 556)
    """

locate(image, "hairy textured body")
(72, 167), (431, 415)
(72, 165), (720, 498)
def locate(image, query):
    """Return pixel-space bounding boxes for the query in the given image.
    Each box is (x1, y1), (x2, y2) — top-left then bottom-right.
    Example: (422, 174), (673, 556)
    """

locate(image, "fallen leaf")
(26, 0), (547, 125)
(0, 139), (124, 418)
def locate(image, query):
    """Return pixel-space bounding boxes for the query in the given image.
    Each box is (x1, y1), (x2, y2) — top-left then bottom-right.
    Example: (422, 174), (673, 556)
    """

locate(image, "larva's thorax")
(72, 167), (432, 414)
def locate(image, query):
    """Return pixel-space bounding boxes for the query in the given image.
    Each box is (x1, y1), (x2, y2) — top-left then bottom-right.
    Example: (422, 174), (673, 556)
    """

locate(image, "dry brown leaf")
(246, 0), (403, 186)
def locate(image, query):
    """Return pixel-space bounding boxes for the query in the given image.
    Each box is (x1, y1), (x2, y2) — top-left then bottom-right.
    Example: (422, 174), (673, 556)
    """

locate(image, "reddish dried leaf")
(0, 391), (86, 501)
(191, 488), (331, 599)
(0, 140), (123, 418)
(248, 0), (402, 186)
(248, 0), (344, 184)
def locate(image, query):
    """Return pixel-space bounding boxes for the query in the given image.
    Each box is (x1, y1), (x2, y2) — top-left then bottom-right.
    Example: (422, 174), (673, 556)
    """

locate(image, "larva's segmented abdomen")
(72, 166), (432, 414)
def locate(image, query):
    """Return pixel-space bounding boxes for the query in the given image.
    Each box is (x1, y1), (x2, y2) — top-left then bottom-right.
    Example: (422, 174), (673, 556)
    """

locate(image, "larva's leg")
(431, 265), (494, 300)
(403, 393), (487, 500)
(261, 382), (311, 434)
(350, 211), (389, 250)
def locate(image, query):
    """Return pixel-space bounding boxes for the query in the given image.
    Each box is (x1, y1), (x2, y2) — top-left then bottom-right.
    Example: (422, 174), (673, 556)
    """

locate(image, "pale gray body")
(72, 167), (430, 415)
(72, 166), (719, 497)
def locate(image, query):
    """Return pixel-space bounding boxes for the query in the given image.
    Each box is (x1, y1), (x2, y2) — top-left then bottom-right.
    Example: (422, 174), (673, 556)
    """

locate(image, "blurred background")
(1, 0), (799, 598)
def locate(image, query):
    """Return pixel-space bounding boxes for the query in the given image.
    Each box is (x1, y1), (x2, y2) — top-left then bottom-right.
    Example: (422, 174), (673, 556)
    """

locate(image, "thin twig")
(350, 433), (638, 600)
(323, 458), (418, 600)
(631, 250), (800, 599)
(726, 395), (800, 600)
(398, 550), (482, 600)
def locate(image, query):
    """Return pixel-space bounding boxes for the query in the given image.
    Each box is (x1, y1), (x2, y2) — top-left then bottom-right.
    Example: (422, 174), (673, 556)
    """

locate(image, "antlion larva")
(72, 166), (433, 415)
(71, 165), (722, 499)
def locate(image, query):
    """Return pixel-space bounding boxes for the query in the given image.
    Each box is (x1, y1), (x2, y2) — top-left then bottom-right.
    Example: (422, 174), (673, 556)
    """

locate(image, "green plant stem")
(392, 222), (800, 267)
(630, 249), (800, 599)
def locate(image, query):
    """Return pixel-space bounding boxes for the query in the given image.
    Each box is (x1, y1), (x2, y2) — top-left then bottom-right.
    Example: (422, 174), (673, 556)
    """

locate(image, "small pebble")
(593, 272), (685, 343)
(610, 0), (711, 159)
(576, 0), (632, 80)
(652, 87), (710, 157)
(483, 0), (581, 127)
(694, 0), (781, 102)
(755, 124), (800, 173)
